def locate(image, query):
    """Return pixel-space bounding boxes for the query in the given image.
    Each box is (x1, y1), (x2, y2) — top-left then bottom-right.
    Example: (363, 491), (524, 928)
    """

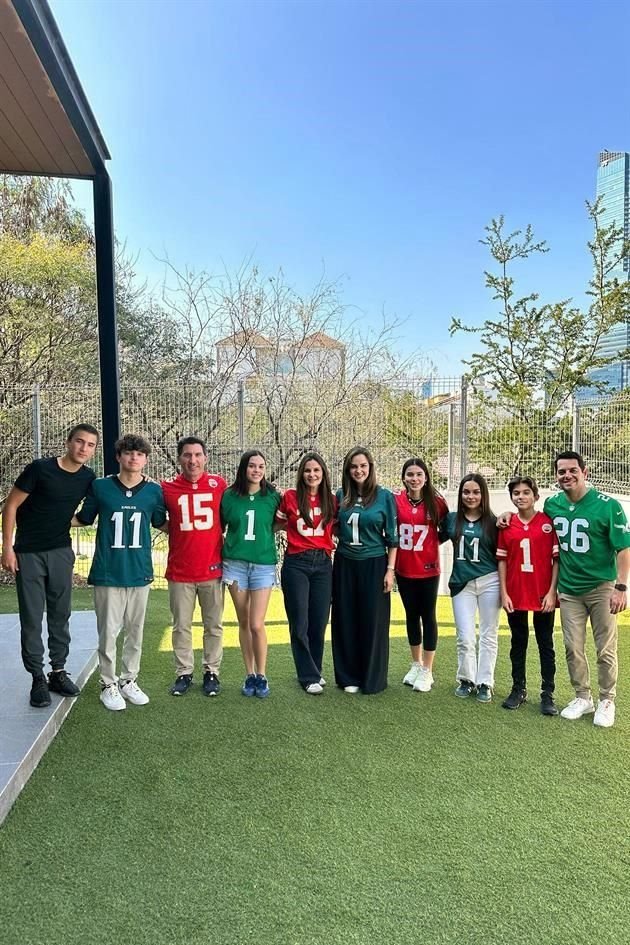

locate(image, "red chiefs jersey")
(278, 489), (336, 555)
(394, 491), (448, 579)
(496, 511), (558, 611)
(162, 472), (227, 582)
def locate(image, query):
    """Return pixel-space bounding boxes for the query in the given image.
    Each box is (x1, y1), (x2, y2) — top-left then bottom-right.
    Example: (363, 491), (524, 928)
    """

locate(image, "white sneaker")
(119, 679), (150, 706)
(344, 685), (360, 694)
(560, 696), (595, 720)
(305, 682), (324, 695)
(100, 683), (126, 711)
(593, 699), (615, 728)
(403, 662), (422, 686)
(319, 677), (327, 687)
(413, 666), (434, 693)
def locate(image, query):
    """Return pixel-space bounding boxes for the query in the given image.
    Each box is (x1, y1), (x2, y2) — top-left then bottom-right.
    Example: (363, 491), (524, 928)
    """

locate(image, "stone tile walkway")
(0, 612), (97, 825)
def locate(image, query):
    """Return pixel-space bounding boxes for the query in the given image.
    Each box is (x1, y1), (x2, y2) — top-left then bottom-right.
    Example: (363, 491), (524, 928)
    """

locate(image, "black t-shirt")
(14, 458), (96, 553)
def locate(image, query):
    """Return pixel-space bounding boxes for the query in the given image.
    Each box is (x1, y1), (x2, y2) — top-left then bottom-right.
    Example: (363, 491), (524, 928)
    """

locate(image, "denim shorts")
(222, 559), (277, 591)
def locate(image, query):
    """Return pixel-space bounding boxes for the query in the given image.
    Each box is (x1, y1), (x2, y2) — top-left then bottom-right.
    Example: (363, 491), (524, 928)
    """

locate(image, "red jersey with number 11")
(394, 491), (448, 579)
(496, 511), (558, 611)
(162, 472), (227, 582)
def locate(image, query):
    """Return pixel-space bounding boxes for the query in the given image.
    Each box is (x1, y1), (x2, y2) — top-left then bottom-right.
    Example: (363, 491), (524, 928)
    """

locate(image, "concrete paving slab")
(0, 611), (97, 825)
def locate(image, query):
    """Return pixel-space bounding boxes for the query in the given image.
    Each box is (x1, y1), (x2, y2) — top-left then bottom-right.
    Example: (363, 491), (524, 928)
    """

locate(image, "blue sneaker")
(254, 674), (270, 698)
(455, 679), (475, 699)
(476, 684), (493, 703)
(241, 674), (257, 697)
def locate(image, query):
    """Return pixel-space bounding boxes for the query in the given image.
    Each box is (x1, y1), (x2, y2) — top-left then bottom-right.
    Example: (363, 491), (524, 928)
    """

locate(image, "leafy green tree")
(451, 199), (630, 425)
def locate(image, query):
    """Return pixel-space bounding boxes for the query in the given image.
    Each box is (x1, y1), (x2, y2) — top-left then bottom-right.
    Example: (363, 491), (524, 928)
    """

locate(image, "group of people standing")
(2, 425), (628, 729)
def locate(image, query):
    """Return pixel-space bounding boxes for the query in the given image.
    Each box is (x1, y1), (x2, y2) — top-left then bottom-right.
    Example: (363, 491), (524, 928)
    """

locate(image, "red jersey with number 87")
(162, 472), (227, 582)
(394, 491), (448, 579)
(496, 511), (558, 611)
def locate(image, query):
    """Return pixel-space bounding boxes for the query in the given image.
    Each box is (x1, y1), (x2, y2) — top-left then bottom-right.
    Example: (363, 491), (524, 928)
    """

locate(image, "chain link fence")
(2, 379), (629, 587)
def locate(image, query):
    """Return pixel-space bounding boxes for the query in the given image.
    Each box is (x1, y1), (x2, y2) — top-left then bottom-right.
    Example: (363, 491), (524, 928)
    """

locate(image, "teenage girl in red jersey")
(395, 458), (448, 693)
(277, 452), (337, 695)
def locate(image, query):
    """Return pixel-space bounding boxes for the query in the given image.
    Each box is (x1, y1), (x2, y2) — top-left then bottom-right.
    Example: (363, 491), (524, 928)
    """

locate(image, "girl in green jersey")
(441, 474), (500, 703)
(221, 450), (281, 698)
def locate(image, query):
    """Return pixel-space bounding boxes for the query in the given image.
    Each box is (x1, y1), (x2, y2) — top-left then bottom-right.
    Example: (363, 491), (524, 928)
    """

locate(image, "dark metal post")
(93, 171), (120, 473)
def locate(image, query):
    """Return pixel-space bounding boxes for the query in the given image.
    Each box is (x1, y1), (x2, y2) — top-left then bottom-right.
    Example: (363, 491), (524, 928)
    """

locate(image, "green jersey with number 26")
(544, 487), (630, 595)
(221, 488), (281, 565)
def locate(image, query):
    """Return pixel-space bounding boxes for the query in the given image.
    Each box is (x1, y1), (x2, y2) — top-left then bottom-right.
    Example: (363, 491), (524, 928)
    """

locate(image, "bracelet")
(387, 565), (395, 571)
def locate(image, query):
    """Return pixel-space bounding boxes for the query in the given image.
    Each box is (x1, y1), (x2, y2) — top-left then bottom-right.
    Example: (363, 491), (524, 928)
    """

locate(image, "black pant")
(281, 550), (332, 687)
(15, 547), (75, 675)
(331, 554), (390, 694)
(396, 574), (440, 650)
(507, 609), (556, 693)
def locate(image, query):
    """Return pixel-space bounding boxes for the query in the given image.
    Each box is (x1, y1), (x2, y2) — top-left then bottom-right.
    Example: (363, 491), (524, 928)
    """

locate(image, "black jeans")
(281, 550), (332, 687)
(507, 609), (556, 693)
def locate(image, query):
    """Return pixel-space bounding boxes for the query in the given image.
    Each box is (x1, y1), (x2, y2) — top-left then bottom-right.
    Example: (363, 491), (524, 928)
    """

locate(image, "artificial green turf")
(1, 587), (629, 945)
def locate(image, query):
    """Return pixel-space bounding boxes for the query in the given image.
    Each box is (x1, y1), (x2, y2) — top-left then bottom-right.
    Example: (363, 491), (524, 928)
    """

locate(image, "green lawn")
(1, 586), (629, 945)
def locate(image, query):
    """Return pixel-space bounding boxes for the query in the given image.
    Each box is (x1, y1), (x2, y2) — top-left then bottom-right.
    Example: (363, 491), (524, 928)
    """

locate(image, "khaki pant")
(558, 582), (618, 701)
(169, 580), (224, 676)
(93, 585), (151, 687)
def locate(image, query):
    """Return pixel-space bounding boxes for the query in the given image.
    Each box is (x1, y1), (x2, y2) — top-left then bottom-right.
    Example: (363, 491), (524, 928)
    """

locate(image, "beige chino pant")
(558, 581), (618, 701)
(169, 579), (224, 676)
(93, 585), (151, 688)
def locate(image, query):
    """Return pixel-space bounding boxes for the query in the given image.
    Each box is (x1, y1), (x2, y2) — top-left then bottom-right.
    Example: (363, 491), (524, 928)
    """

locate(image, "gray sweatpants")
(15, 546), (75, 675)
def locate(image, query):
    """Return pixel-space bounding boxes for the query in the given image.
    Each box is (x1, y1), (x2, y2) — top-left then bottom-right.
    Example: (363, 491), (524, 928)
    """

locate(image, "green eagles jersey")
(220, 488), (281, 565)
(544, 487), (630, 595)
(442, 512), (498, 597)
(77, 477), (167, 587)
(335, 486), (398, 560)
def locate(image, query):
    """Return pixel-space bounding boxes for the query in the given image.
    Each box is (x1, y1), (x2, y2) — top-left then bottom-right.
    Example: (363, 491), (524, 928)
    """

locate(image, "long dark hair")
(296, 452), (335, 527)
(229, 449), (275, 497)
(401, 457), (444, 523)
(455, 473), (496, 544)
(341, 446), (378, 509)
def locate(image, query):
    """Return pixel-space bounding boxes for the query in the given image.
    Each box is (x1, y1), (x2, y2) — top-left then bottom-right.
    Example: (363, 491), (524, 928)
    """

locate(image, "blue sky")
(52, 0), (630, 373)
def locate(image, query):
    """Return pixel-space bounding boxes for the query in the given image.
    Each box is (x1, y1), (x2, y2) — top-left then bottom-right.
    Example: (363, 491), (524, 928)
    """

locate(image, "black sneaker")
(47, 670), (80, 697)
(454, 679), (475, 699)
(202, 672), (220, 697)
(502, 687), (527, 710)
(540, 692), (559, 716)
(170, 674), (193, 696)
(30, 674), (51, 708)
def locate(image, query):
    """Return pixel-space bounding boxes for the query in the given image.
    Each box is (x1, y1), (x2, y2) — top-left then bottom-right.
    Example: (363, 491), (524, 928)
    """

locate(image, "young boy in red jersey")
(161, 437), (227, 697)
(496, 475), (559, 715)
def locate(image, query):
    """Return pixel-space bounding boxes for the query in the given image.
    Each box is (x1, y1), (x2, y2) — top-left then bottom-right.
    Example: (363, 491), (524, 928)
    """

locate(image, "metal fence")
(2, 378), (629, 586)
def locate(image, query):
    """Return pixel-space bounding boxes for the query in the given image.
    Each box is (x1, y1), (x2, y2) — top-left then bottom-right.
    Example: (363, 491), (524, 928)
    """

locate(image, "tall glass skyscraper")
(588, 150), (630, 392)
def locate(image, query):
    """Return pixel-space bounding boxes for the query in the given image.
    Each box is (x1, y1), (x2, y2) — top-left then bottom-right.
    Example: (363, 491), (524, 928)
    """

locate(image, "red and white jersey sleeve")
(394, 491), (448, 579)
(162, 472), (227, 582)
(279, 489), (336, 555)
(496, 511), (558, 611)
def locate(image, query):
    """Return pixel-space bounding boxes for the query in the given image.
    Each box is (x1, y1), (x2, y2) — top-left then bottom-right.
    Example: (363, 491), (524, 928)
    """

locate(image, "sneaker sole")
(30, 697), (52, 708)
(204, 691), (220, 697)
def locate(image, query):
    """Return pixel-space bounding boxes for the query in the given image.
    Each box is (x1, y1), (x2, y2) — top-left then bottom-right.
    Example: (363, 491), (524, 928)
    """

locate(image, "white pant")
(451, 572), (500, 687)
(94, 585), (151, 687)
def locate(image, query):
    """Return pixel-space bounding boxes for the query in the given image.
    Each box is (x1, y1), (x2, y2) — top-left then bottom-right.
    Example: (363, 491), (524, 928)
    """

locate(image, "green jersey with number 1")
(544, 487), (630, 595)
(221, 488), (281, 564)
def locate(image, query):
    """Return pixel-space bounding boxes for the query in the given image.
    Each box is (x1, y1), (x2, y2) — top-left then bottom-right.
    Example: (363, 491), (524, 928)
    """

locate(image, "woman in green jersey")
(221, 450), (281, 698)
(441, 473), (500, 703)
(331, 446), (398, 694)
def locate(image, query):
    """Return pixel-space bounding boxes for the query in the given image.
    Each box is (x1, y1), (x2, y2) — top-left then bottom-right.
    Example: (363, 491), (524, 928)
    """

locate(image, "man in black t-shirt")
(1, 424), (99, 707)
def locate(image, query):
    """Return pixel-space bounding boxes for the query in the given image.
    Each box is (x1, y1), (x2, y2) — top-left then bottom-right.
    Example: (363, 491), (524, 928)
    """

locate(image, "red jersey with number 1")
(162, 472), (227, 582)
(278, 489), (336, 554)
(496, 511), (558, 611)
(394, 491), (448, 579)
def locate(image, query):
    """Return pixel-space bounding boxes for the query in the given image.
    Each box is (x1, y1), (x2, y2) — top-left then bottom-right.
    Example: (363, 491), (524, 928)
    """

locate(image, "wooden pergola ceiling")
(0, 0), (109, 177)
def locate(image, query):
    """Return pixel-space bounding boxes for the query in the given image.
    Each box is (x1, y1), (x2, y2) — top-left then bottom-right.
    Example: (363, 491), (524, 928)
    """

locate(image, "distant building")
(215, 330), (345, 382)
(578, 150), (630, 401)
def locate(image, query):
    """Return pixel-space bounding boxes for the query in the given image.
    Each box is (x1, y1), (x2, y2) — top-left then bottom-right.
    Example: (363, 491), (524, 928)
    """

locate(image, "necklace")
(408, 495), (423, 507)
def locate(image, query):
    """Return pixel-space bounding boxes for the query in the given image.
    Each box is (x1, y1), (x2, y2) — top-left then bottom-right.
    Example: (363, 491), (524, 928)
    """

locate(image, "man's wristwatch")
(614, 583), (627, 592)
